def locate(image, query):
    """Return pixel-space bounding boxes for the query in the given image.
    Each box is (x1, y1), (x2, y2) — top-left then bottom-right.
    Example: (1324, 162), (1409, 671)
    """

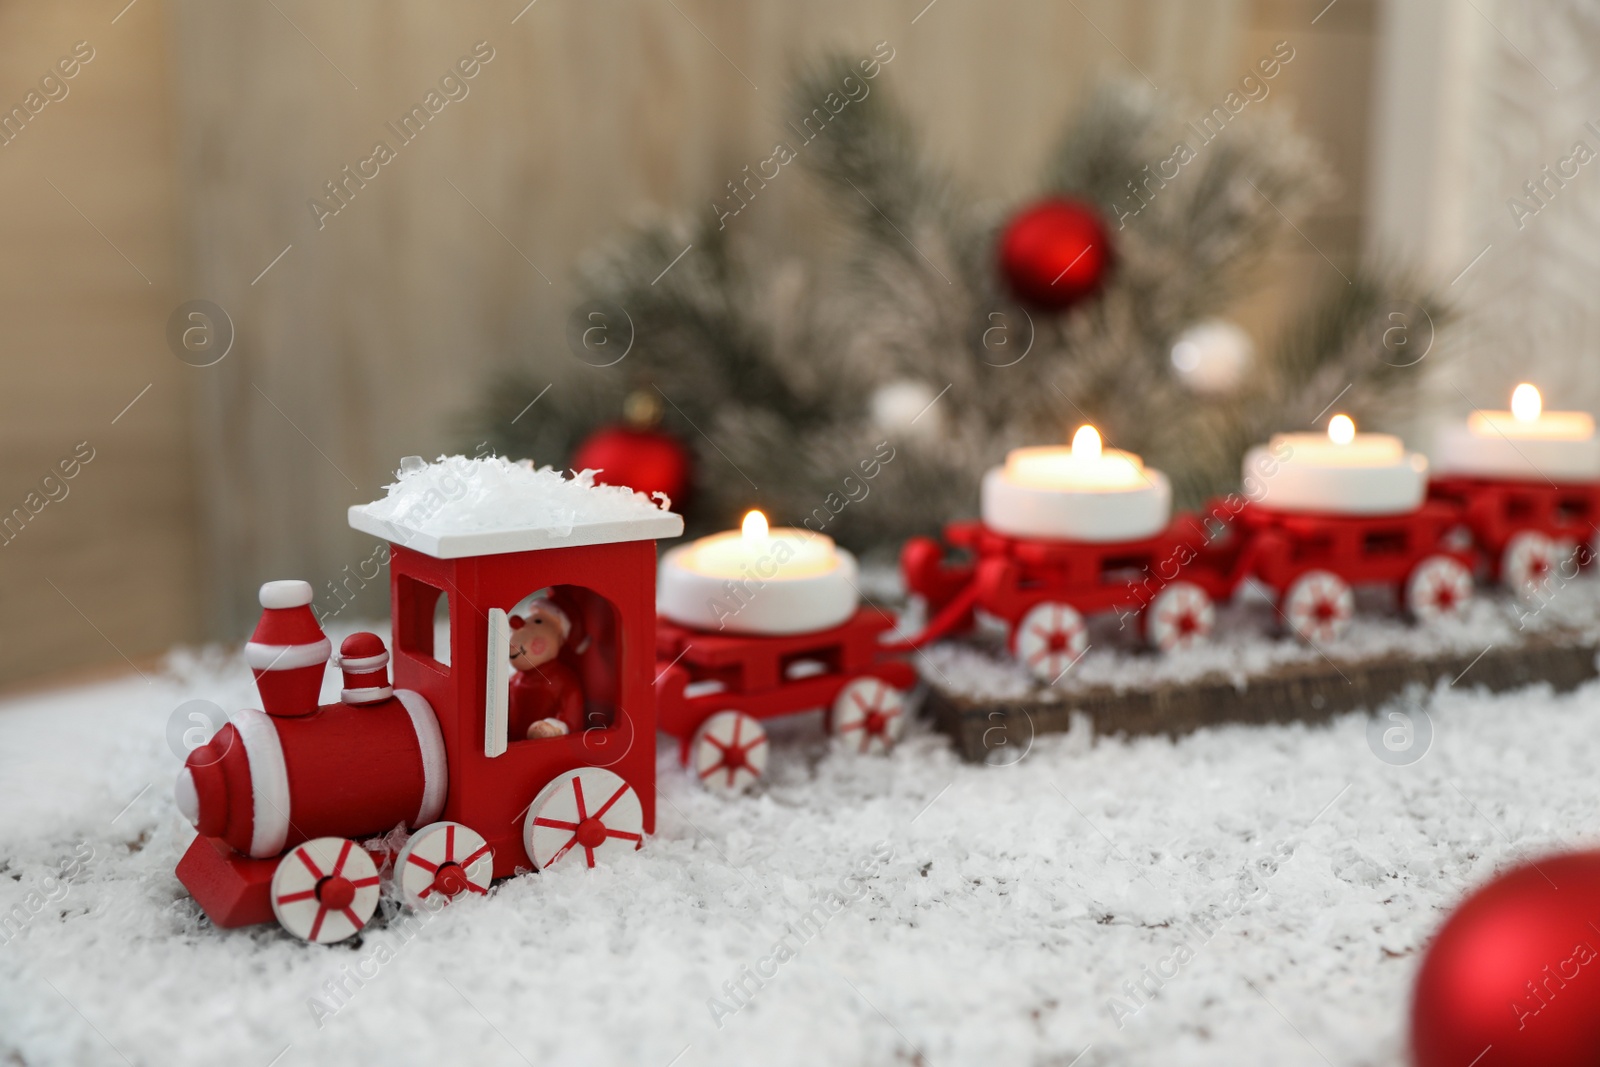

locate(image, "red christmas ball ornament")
(997, 198), (1112, 309)
(1411, 850), (1600, 1067)
(570, 392), (692, 506)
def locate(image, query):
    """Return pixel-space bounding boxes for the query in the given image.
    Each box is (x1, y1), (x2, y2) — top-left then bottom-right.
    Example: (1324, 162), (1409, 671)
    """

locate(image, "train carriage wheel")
(1013, 601), (1089, 683)
(1405, 555), (1475, 625)
(1145, 582), (1216, 653)
(687, 711), (769, 793)
(1282, 570), (1354, 644)
(522, 768), (644, 871)
(269, 836), (381, 944)
(829, 677), (907, 756)
(1502, 531), (1559, 602)
(395, 821), (493, 909)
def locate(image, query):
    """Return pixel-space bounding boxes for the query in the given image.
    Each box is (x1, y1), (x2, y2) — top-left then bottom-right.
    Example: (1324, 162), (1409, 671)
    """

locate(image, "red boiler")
(176, 692), (447, 859)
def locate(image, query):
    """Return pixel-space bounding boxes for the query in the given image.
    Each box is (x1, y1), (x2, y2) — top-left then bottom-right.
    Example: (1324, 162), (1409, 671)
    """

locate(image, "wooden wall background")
(0, 0), (1376, 688)
(0, 1), (195, 689)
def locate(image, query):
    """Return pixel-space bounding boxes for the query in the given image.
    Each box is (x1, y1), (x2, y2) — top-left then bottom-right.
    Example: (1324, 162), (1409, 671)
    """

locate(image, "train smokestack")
(245, 580), (330, 718)
(338, 632), (393, 705)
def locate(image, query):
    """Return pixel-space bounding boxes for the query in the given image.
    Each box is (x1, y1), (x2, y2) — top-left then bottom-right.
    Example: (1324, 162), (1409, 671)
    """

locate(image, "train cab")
(349, 465), (684, 881)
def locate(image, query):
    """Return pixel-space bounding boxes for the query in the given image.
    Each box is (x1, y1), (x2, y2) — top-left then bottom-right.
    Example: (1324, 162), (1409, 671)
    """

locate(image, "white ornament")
(870, 379), (943, 436)
(1170, 320), (1253, 394)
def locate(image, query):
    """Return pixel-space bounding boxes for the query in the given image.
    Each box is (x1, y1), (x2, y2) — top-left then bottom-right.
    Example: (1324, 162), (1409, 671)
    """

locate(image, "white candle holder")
(1432, 386), (1600, 482)
(657, 513), (859, 635)
(980, 430), (1171, 542)
(1250, 416), (1427, 516)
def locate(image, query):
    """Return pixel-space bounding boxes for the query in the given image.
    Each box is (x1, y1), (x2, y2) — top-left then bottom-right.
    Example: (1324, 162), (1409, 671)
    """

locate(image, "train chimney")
(338, 632), (393, 705)
(245, 580), (330, 718)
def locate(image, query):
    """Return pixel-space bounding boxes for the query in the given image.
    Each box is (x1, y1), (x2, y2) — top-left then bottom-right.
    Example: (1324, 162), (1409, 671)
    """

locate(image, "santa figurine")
(507, 595), (587, 740)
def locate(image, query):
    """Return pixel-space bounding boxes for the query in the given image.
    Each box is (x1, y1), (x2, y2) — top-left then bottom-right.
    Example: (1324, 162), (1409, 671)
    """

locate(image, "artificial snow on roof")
(348, 454), (683, 558)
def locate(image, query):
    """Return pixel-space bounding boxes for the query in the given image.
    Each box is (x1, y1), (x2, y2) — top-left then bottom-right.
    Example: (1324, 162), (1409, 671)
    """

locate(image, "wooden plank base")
(925, 634), (1600, 763)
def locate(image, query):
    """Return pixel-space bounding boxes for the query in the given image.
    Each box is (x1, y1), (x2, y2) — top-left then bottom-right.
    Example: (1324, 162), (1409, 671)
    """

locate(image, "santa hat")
(337, 631), (392, 705)
(510, 595), (571, 643)
(245, 580), (330, 718)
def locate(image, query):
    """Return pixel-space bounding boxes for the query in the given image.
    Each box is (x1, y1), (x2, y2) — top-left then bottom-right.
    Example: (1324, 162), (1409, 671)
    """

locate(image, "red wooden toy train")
(174, 436), (1597, 943)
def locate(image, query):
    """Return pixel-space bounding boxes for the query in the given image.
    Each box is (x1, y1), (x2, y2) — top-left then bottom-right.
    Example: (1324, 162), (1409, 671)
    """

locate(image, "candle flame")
(1071, 425), (1103, 461)
(1328, 414), (1356, 445)
(741, 509), (769, 540)
(1511, 383), (1542, 422)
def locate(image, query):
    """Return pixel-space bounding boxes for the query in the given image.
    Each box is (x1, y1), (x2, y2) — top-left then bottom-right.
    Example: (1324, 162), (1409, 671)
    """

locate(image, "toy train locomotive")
(175, 399), (1600, 942)
(174, 468), (919, 943)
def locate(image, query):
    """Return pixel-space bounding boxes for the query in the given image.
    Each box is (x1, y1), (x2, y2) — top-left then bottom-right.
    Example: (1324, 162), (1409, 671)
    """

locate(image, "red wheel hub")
(720, 743), (748, 771)
(1046, 631), (1068, 652)
(316, 875), (356, 910)
(1176, 612), (1197, 635)
(575, 818), (608, 849)
(1313, 600), (1336, 622)
(864, 710), (887, 736)
(432, 862), (469, 897)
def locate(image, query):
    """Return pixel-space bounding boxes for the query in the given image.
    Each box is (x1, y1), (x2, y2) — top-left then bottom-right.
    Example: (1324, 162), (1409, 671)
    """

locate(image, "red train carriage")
(901, 514), (1230, 682)
(1205, 499), (1477, 643)
(1427, 475), (1600, 596)
(173, 484), (683, 943)
(654, 608), (917, 792)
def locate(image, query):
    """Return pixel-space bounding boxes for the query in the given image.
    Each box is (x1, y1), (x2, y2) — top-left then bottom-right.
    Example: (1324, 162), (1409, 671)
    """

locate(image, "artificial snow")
(361, 454), (674, 537)
(4, 612), (1600, 1065)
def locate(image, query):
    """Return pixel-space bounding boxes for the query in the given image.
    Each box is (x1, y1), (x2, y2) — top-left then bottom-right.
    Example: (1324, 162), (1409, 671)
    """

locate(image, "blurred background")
(1, 0), (1594, 691)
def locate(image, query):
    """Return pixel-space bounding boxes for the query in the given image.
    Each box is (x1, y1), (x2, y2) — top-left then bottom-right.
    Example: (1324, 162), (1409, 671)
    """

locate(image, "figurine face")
(509, 605), (563, 671)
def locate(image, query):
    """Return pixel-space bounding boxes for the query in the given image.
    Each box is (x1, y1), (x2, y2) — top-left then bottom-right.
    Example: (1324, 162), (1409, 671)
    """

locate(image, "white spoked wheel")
(1502, 531), (1558, 602)
(829, 677), (907, 756)
(1405, 555), (1475, 625)
(1013, 601), (1088, 683)
(688, 711), (769, 793)
(395, 821), (494, 909)
(1145, 581), (1215, 653)
(270, 837), (380, 944)
(1282, 570), (1354, 644)
(523, 768), (644, 870)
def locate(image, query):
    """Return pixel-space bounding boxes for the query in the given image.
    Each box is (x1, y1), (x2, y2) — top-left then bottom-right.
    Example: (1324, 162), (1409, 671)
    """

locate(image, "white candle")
(1248, 414), (1428, 515)
(1433, 384), (1600, 481)
(981, 426), (1172, 541)
(657, 510), (858, 635)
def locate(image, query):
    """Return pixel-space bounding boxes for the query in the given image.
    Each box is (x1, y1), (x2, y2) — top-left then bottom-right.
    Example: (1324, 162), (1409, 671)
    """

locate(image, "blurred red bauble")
(571, 424), (691, 506)
(570, 389), (692, 505)
(1411, 850), (1600, 1067)
(997, 198), (1112, 309)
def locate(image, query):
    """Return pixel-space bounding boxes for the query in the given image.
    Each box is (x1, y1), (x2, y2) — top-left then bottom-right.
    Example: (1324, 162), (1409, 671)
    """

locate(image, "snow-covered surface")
(349, 455), (683, 558)
(3, 621), (1600, 1066)
(922, 577), (1600, 701)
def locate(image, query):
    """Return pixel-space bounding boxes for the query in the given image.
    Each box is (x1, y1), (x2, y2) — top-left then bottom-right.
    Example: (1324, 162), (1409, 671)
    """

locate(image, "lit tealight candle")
(657, 510), (858, 635)
(1433, 384), (1600, 481)
(1248, 415), (1427, 515)
(981, 425), (1172, 541)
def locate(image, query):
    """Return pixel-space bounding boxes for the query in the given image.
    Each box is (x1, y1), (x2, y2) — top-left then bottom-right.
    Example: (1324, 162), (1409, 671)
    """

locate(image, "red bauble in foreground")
(997, 198), (1112, 309)
(1411, 850), (1600, 1067)
(571, 424), (692, 506)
